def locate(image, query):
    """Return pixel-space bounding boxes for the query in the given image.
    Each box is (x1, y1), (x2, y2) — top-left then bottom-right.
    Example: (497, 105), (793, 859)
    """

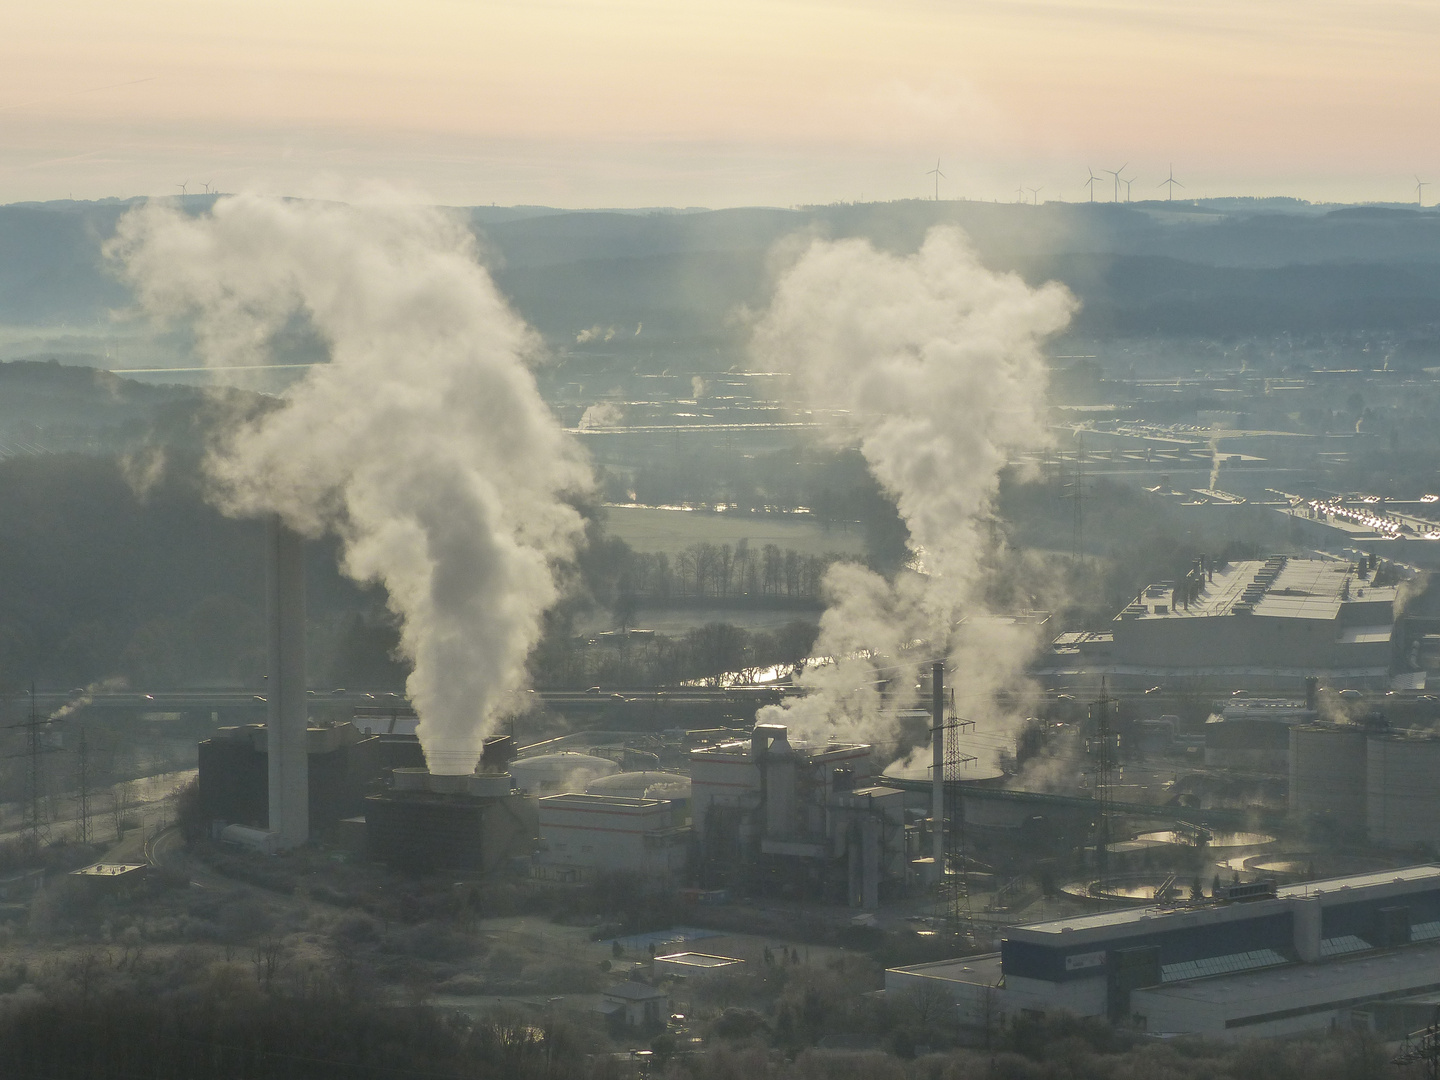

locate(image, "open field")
(603, 505), (866, 557)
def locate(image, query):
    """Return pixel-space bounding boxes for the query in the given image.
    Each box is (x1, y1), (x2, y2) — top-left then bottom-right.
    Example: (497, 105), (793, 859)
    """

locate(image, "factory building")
(199, 722), (423, 840)
(363, 767), (535, 873)
(533, 793), (689, 882)
(1290, 724), (1440, 850)
(690, 723), (908, 906)
(1044, 556), (1400, 691)
(888, 865), (1440, 1039)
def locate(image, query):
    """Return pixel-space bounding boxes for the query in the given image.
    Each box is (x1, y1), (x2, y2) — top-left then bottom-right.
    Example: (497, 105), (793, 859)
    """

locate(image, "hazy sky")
(4, 0), (1439, 207)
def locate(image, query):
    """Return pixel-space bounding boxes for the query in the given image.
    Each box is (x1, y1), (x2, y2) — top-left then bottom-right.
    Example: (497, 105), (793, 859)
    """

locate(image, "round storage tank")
(392, 767), (429, 792)
(1366, 734), (1440, 848)
(585, 770), (692, 802)
(1289, 724), (1367, 819)
(467, 773), (513, 798)
(509, 752), (619, 794)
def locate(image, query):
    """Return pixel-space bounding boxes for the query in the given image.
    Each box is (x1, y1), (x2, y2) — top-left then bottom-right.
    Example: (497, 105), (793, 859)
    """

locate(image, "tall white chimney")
(265, 515), (309, 848)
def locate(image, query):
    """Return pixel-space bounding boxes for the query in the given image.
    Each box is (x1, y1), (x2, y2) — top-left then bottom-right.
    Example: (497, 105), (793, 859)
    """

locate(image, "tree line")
(615, 541), (838, 605)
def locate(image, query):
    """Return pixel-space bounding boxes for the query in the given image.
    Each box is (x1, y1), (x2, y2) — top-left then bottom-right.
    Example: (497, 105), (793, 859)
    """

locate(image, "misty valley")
(1, 194), (1440, 1078)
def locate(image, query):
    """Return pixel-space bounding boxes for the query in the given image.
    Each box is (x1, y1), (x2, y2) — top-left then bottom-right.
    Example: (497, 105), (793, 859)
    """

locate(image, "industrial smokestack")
(265, 515), (308, 848)
(931, 661), (944, 882)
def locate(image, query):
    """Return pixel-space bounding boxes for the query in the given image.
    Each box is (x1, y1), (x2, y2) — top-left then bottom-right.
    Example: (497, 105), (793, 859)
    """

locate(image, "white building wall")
(1003, 974), (1108, 1018)
(537, 795), (685, 877)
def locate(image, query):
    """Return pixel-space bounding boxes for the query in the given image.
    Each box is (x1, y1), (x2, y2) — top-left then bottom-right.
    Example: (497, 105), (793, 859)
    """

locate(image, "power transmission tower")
(936, 685), (977, 936)
(1062, 440), (1088, 564)
(7, 687), (54, 845)
(1091, 681), (1116, 890)
(76, 727), (92, 844)
(1394, 1005), (1440, 1079)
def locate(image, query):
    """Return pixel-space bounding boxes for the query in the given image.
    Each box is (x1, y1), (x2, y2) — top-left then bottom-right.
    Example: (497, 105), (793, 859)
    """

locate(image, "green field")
(603, 505), (866, 557)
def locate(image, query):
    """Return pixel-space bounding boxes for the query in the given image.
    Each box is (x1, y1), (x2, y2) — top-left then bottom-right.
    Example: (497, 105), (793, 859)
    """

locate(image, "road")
(19, 685), (794, 715)
(149, 824), (234, 890)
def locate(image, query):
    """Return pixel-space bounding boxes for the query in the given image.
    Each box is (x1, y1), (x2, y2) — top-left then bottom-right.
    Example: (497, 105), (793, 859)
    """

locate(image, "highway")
(17, 685), (795, 716)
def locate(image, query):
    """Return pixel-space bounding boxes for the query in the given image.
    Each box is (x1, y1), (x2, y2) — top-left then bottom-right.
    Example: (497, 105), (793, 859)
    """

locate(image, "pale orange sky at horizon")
(3, 0), (1439, 207)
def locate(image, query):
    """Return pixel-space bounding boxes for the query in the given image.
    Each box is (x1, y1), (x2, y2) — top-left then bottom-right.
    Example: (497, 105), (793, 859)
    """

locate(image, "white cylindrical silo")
(467, 773), (513, 798)
(392, 767), (429, 792)
(1366, 734), (1440, 849)
(1288, 724), (1367, 819)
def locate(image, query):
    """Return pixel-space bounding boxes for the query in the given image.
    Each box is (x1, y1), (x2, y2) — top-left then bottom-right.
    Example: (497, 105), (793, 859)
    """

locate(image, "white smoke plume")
(108, 195), (592, 774)
(576, 324), (617, 344)
(751, 226), (1075, 760)
(579, 402), (625, 429)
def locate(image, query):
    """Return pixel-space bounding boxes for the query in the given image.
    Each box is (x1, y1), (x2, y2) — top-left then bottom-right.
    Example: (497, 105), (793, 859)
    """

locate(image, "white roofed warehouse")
(1044, 555), (1402, 691)
(887, 865), (1440, 1040)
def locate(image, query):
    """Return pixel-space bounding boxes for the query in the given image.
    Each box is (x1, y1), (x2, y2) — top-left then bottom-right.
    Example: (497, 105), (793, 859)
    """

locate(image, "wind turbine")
(175, 180), (188, 207)
(1016, 185), (1026, 203)
(1122, 175), (1136, 202)
(1104, 163), (1128, 202)
(1159, 163), (1184, 201)
(1417, 176), (1430, 208)
(1028, 186), (1043, 205)
(927, 158), (945, 201)
(1083, 168), (1099, 202)
(202, 181), (213, 195)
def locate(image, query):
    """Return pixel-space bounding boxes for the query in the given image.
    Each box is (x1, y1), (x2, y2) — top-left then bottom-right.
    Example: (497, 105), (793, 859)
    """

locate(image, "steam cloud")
(109, 196), (592, 774)
(751, 227), (1075, 761)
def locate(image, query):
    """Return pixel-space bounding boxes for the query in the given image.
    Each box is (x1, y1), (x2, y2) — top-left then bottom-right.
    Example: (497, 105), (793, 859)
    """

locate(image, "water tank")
(427, 772), (469, 796)
(510, 752), (619, 794)
(392, 767), (429, 792)
(1289, 724), (1367, 818)
(467, 773), (514, 798)
(585, 770), (691, 802)
(1366, 734), (1440, 848)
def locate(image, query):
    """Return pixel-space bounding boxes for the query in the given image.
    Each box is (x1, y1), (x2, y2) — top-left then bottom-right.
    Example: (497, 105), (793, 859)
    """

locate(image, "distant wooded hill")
(5, 198), (1440, 356)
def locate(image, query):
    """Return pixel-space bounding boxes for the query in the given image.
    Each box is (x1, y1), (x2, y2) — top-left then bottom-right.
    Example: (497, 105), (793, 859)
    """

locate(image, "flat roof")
(1011, 865), (1440, 938)
(1118, 559), (1397, 624)
(538, 793), (666, 809)
(1277, 865), (1440, 898)
(691, 738), (871, 760)
(1136, 939), (1440, 1014)
(654, 952), (744, 968)
(846, 785), (904, 799)
(890, 953), (1004, 986)
(71, 863), (146, 877)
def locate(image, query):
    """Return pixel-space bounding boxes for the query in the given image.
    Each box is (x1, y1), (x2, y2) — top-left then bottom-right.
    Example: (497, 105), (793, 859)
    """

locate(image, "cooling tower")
(266, 515), (309, 849)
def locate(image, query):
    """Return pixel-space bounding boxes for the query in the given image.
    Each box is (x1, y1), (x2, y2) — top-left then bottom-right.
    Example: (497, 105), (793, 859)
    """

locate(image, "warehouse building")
(887, 865), (1440, 1039)
(1043, 556), (1400, 691)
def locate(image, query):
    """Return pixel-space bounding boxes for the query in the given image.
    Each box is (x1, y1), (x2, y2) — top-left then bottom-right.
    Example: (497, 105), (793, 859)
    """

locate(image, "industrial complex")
(184, 521), (1440, 1046)
(1046, 554), (1403, 691)
(888, 866), (1440, 1040)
